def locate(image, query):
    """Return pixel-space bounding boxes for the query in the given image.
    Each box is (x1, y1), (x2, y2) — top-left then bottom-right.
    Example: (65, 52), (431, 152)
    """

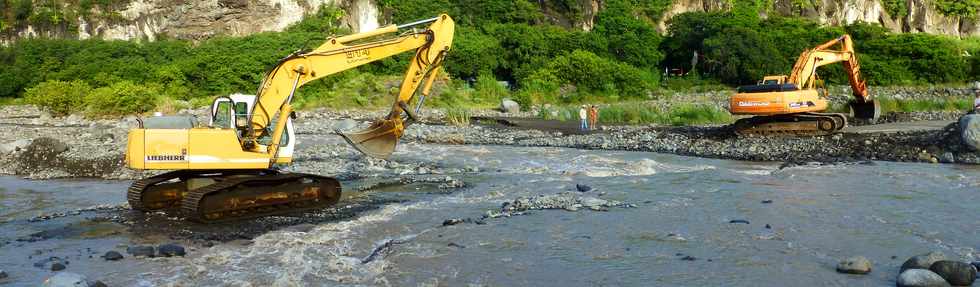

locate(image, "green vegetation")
(540, 103), (732, 126)
(661, 14), (977, 86)
(828, 95), (972, 114)
(445, 107), (471, 126)
(877, 97), (972, 113)
(1, 0), (978, 120)
(934, 0), (979, 18)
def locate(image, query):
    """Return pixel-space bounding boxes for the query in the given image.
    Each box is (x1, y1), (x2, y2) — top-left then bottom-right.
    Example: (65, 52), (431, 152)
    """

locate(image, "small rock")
(51, 262), (66, 271)
(0, 270), (7, 279)
(729, 219), (750, 224)
(680, 255), (697, 261)
(764, 224), (772, 229)
(929, 261), (976, 286)
(836, 256), (872, 274)
(447, 242), (466, 249)
(897, 269), (951, 287)
(761, 199), (773, 204)
(102, 251), (123, 261)
(126, 245), (155, 258)
(575, 184), (592, 192)
(442, 218), (465, 226)
(902, 252), (947, 272)
(89, 281), (107, 287)
(42, 272), (89, 287)
(158, 244), (186, 257)
(579, 197), (607, 210)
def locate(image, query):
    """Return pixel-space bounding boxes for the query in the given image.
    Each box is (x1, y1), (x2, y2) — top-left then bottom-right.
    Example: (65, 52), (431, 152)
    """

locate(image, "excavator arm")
(786, 35), (870, 103)
(246, 15), (454, 159)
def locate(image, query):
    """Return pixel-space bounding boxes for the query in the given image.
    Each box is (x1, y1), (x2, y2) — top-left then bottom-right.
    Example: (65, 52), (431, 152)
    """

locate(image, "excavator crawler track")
(128, 170), (341, 223)
(733, 112), (848, 137)
(128, 170), (201, 211)
(179, 171), (341, 223)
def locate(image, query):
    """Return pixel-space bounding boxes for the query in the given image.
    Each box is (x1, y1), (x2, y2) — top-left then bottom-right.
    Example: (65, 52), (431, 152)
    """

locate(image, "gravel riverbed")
(0, 99), (977, 181)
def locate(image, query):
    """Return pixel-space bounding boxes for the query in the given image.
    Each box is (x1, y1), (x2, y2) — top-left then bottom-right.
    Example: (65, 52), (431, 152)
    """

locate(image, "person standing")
(589, 105), (599, 130)
(579, 105), (589, 131)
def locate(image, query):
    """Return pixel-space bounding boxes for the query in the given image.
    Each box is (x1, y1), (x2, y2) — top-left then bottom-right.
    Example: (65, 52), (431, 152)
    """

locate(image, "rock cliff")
(0, 0), (976, 44)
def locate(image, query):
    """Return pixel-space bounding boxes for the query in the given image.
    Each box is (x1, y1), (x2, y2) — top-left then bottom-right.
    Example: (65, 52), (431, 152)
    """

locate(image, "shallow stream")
(1, 137), (978, 286)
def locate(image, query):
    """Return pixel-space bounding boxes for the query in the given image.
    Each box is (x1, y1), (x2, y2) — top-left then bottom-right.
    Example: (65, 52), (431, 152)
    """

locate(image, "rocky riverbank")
(0, 102), (977, 180)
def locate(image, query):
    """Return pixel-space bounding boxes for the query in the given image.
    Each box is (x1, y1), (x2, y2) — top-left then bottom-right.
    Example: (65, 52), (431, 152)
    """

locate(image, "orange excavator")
(729, 35), (879, 136)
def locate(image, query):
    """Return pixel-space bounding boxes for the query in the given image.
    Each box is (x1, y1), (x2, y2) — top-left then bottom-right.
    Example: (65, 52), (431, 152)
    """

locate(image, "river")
(1, 139), (978, 286)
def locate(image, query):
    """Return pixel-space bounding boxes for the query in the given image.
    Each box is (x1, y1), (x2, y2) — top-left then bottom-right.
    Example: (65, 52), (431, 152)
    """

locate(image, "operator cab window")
(213, 102), (232, 128)
(234, 102), (248, 129)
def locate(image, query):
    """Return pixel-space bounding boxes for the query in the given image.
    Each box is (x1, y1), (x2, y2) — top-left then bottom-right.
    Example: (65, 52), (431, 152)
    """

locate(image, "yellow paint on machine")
(128, 128), (276, 170)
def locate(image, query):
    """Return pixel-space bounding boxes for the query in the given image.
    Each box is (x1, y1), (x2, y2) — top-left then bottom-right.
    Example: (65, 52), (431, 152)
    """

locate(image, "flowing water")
(1, 139), (978, 286)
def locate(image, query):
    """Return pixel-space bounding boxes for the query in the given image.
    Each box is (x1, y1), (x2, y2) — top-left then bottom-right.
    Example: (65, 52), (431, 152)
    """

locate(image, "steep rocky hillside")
(0, 0), (976, 43)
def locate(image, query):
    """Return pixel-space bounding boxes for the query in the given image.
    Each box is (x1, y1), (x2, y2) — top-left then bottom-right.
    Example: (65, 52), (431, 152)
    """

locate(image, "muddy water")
(1, 139), (979, 286)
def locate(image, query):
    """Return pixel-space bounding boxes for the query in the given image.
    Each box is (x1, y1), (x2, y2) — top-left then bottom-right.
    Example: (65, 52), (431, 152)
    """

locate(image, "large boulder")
(902, 251), (947, 272)
(0, 139), (33, 154)
(960, 114), (980, 151)
(500, 99), (520, 114)
(42, 272), (89, 287)
(929, 261), (976, 286)
(897, 269), (952, 287)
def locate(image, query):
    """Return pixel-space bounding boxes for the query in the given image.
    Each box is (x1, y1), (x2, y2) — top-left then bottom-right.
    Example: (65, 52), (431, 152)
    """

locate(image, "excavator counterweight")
(729, 35), (879, 136)
(125, 15), (455, 222)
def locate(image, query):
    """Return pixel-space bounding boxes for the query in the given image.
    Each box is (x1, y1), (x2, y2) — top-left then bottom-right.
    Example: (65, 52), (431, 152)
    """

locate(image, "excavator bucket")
(337, 118), (404, 159)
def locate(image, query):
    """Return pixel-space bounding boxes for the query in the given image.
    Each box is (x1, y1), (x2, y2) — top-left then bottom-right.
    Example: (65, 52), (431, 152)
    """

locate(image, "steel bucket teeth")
(337, 118), (404, 159)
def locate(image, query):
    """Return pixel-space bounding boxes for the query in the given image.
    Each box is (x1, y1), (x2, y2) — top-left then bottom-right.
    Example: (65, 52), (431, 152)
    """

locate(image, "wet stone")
(897, 269), (951, 287)
(442, 218), (466, 226)
(836, 256), (872, 275)
(929, 261), (976, 286)
(102, 251), (123, 261)
(90, 281), (108, 287)
(126, 245), (155, 258)
(729, 219), (750, 224)
(50, 262), (66, 271)
(575, 184), (592, 192)
(158, 244), (186, 257)
(42, 272), (88, 287)
(0, 270), (7, 279)
(902, 251), (947, 272)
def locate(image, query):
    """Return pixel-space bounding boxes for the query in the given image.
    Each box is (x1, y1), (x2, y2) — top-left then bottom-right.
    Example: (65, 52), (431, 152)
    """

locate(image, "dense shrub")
(661, 12), (975, 86)
(84, 81), (159, 116)
(24, 80), (90, 116)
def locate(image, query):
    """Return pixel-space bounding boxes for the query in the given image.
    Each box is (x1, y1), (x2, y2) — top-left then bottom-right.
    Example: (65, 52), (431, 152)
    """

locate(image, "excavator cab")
(209, 94), (295, 161)
(759, 75), (788, 85)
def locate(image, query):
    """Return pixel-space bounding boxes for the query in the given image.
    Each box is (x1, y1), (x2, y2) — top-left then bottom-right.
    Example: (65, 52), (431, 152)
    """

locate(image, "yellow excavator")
(125, 15), (454, 222)
(729, 35), (879, 136)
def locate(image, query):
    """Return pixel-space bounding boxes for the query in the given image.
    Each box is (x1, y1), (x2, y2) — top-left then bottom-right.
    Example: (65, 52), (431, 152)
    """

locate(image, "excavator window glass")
(234, 102), (248, 128)
(213, 102), (232, 128)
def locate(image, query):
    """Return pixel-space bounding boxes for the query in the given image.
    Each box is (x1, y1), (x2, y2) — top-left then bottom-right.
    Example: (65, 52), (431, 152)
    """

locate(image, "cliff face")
(2, 0), (380, 43)
(657, 0), (979, 37)
(1, 0), (976, 44)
